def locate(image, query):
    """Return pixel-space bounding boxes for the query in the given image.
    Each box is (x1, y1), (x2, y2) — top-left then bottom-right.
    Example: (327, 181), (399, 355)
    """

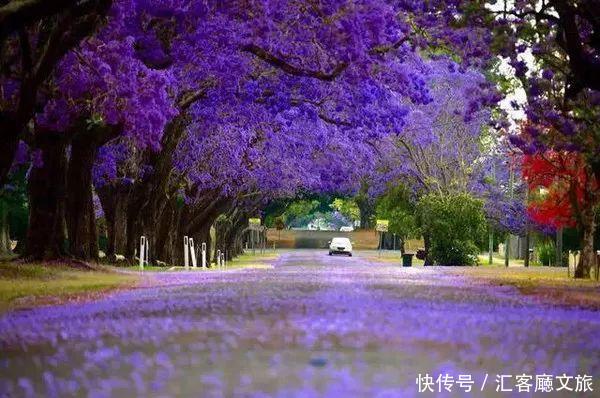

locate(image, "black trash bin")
(402, 253), (414, 267)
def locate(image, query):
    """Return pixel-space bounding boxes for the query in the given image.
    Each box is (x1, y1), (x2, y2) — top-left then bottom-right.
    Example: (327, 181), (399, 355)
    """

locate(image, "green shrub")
(417, 193), (486, 265)
(537, 242), (555, 266)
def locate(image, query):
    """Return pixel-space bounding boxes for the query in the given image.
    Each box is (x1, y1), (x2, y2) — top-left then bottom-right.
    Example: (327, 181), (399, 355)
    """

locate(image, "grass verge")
(0, 262), (138, 313)
(477, 254), (526, 267)
(118, 251), (281, 272)
(446, 266), (600, 309)
(359, 250), (426, 266)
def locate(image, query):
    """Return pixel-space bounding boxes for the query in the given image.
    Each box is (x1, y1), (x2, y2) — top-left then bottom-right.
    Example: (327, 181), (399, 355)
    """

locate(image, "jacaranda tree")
(4, 0), (591, 270)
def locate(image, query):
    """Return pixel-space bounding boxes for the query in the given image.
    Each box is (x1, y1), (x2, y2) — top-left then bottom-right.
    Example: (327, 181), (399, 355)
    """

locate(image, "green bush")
(417, 193), (486, 265)
(537, 242), (555, 266)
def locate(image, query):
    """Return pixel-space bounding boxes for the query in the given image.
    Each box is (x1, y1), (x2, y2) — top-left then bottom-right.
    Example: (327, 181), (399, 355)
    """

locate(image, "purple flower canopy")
(1, 0), (506, 207)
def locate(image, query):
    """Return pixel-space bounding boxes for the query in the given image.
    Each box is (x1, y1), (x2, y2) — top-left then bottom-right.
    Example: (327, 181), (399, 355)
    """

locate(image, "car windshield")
(331, 238), (350, 245)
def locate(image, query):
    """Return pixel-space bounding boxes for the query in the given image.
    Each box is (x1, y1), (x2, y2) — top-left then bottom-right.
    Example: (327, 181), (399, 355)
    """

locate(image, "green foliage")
(486, 57), (522, 96)
(417, 193), (486, 265)
(330, 198), (359, 224)
(283, 199), (321, 227)
(537, 241), (555, 266)
(265, 196), (360, 229)
(1, 169), (29, 243)
(375, 185), (418, 239)
(477, 226), (508, 252)
(261, 199), (289, 227)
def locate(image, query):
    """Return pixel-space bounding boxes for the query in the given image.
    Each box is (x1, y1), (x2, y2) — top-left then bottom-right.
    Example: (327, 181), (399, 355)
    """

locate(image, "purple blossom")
(0, 252), (598, 396)
(542, 69), (554, 80)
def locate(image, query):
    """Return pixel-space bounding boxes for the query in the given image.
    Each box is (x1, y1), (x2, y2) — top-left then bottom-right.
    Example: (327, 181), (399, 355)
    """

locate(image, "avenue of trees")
(0, 0), (598, 278)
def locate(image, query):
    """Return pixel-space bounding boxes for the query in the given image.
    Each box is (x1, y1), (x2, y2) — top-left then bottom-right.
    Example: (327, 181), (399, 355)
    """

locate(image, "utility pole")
(487, 159), (495, 265)
(488, 226), (494, 265)
(505, 168), (514, 268)
(524, 188), (530, 268)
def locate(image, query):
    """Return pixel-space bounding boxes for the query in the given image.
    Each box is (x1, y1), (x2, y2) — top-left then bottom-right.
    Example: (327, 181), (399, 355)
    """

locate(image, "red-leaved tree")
(523, 151), (599, 278)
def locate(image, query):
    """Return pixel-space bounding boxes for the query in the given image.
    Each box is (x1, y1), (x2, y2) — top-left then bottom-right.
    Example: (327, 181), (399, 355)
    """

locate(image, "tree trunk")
(357, 201), (374, 229)
(96, 185), (116, 259)
(0, 119), (20, 186)
(134, 115), (189, 258)
(1, 0), (114, 184)
(523, 231), (530, 268)
(575, 207), (596, 278)
(423, 233), (433, 266)
(0, 199), (12, 256)
(125, 192), (143, 261)
(96, 183), (129, 261)
(229, 215), (248, 259)
(154, 200), (178, 264)
(25, 131), (68, 260)
(355, 182), (374, 229)
(220, 209), (244, 261)
(66, 124), (120, 261)
(66, 134), (99, 261)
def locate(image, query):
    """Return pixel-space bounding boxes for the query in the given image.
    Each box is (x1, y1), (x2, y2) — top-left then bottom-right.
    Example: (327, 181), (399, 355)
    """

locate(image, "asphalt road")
(1, 250), (598, 397)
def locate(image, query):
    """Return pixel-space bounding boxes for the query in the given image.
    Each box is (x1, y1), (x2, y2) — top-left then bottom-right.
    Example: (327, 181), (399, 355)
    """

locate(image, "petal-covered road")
(1, 250), (598, 397)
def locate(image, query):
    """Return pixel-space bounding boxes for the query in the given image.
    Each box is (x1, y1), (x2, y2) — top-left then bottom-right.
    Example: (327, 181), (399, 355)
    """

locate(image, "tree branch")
(0, 0), (77, 35)
(318, 112), (352, 127)
(176, 77), (217, 110)
(369, 35), (412, 55)
(242, 44), (348, 81)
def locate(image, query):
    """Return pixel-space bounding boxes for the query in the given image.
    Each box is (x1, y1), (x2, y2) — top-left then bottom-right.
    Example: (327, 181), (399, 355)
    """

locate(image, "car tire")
(328, 252), (332, 256)
(348, 253), (352, 257)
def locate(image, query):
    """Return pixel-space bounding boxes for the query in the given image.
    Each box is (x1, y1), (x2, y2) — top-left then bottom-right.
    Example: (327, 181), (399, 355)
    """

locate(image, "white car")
(328, 237), (353, 256)
(339, 226), (354, 232)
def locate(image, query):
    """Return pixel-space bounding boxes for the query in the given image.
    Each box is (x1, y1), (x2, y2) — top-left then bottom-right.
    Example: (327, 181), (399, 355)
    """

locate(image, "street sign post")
(248, 218), (261, 229)
(375, 220), (389, 257)
(376, 219), (389, 232)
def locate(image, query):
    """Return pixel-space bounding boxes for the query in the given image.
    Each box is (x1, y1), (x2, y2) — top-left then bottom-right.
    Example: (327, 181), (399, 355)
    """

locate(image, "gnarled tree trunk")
(25, 131), (68, 260)
(0, 119), (19, 187)
(154, 199), (181, 265)
(575, 206), (596, 278)
(66, 125), (120, 261)
(66, 140), (98, 261)
(96, 183), (130, 261)
(0, 0), (115, 185)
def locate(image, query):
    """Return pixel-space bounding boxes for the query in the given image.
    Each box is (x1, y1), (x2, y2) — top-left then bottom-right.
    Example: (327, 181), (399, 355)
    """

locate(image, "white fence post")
(190, 238), (197, 268)
(201, 242), (207, 268)
(184, 236), (189, 269)
(217, 249), (221, 267)
(145, 239), (150, 267)
(139, 236), (146, 269)
(221, 252), (226, 268)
